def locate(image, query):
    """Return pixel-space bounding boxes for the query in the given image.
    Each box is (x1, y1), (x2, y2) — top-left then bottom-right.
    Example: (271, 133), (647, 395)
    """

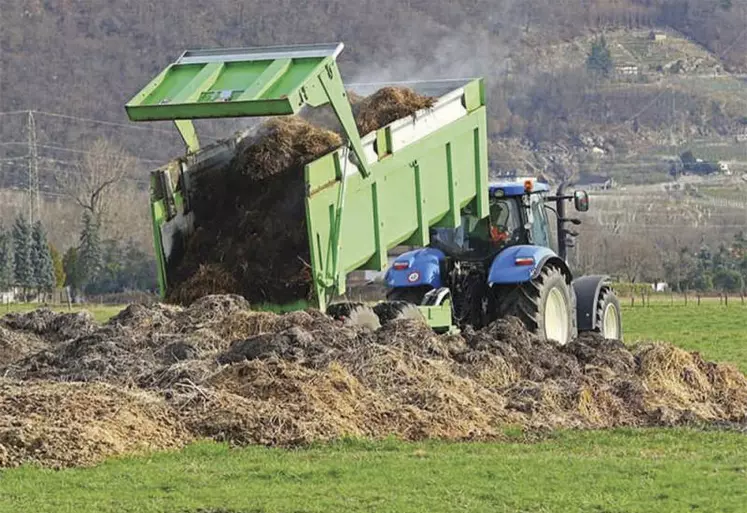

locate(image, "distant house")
(649, 31), (667, 42)
(653, 282), (669, 292)
(0, 288), (18, 304)
(578, 176), (616, 191)
(616, 64), (639, 76)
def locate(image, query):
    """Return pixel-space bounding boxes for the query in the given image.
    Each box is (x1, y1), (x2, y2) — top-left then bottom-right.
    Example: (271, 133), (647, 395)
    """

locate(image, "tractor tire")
(386, 286), (429, 305)
(327, 302), (381, 330)
(494, 266), (574, 345)
(373, 301), (425, 325)
(596, 288), (622, 340)
(326, 302), (365, 320)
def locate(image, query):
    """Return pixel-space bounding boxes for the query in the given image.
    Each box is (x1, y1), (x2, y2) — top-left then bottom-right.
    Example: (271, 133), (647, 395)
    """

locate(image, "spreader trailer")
(125, 42), (622, 343)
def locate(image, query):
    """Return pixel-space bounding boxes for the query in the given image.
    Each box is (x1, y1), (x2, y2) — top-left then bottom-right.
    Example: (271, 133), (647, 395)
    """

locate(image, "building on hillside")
(616, 64), (639, 76)
(649, 31), (667, 42)
(577, 175), (616, 191)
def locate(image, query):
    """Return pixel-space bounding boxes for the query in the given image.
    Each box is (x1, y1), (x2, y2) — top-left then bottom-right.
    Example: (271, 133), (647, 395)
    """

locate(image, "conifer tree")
(12, 215), (33, 294)
(32, 221), (56, 294)
(0, 229), (14, 291)
(77, 211), (103, 291)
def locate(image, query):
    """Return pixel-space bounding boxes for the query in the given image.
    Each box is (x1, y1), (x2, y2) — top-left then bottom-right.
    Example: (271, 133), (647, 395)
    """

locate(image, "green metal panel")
(126, 43), (371, 177)
(306, 90), (489, 310)
(417, 302), (454, 333)
(150, 197), (168, 297)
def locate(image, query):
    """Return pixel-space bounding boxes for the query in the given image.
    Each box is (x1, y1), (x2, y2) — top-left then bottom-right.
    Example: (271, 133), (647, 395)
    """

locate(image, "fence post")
(697, 294), (701, 306)
(684, 291), (688, 305)
(631, 296), (635, 307)
(65, 286), (72, 312)
(725, 293), (728, 306)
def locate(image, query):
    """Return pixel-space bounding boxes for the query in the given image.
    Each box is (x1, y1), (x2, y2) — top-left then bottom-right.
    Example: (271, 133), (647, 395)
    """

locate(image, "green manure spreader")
(126, 42), (622, 344)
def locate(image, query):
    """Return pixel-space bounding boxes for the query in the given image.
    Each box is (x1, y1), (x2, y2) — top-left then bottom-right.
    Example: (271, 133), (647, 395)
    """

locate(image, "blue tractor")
(383, 178), (622, 344)
(125, 42), (620, 344)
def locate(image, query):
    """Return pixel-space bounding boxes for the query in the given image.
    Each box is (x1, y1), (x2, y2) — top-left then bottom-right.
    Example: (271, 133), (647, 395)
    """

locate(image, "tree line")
(0, 216), (60, 300)
(0, 210), (155, 302)
(663, 232), (747, 293)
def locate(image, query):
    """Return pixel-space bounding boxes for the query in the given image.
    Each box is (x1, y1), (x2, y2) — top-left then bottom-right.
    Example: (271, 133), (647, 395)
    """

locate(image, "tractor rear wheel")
(596, 288), (622, 340)
(494, 266), (574, 345)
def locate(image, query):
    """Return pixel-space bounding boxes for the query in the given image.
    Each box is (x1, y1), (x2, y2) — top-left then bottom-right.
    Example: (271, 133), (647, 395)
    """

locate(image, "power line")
(23, 110), (176, 134)
(0, 185), (67, 198)
(0, 109), (230, 143)
(36, 166), (150, 186)
(0, 110), (32, 117)
(0, 140), (164, 164)
(34, 143), (164, 164)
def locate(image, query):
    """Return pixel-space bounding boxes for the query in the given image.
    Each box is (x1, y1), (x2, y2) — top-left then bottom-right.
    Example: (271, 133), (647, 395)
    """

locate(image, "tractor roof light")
(393, 261), (409, 270)
(524, 180), (533, 193)
(515, 257), (535, 266)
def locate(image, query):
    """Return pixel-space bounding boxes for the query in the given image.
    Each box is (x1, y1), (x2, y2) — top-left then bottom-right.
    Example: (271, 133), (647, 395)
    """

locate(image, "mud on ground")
(1, 296), (745, 468)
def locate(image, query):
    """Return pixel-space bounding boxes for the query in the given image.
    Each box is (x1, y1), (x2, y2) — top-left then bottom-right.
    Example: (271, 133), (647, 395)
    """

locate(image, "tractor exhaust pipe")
(555, 183), (568, 261)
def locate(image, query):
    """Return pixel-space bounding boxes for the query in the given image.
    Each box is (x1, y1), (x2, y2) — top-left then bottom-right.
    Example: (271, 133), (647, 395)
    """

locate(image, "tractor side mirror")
(574, 190), (589, 212)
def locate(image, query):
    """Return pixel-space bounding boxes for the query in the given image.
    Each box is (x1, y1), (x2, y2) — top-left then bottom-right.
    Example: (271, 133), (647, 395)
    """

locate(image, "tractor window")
(430, 198), (523, 258)
(489, 198), (523, 244)
(529, 194), (550, 247)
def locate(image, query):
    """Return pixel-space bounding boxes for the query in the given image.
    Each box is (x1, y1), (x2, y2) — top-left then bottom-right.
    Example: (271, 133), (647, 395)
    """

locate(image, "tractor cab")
(430, 178), (552, 259)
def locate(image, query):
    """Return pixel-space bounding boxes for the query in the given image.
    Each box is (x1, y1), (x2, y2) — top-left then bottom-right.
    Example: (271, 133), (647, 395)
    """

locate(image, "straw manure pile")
(1, 296), (745, 468)
(167, 87), (435, 307)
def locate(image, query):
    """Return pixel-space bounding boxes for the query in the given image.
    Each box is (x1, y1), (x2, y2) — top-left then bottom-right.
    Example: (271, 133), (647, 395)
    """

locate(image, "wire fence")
(620, 291), (747, 307)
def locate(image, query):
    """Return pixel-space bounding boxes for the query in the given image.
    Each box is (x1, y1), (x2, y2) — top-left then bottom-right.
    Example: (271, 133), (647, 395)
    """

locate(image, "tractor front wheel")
(596, 288), (622, 340)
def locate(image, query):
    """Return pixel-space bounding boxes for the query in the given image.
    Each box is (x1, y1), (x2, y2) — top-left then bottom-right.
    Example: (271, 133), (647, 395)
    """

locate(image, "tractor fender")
(385, 247), (445, 289)
(572, 275), (612, 331)
(488, 245), (572, 285)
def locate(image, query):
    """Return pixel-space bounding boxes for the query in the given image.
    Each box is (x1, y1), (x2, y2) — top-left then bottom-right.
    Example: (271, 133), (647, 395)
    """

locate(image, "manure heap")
(1, 296), (746, 468)
(168, 87), (435, 306)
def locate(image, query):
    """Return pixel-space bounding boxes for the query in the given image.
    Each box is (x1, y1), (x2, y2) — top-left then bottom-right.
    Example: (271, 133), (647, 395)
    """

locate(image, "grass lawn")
(1, 430), (746, 513)
(622, 302), (747, 371)
(0, 303), (125, 324)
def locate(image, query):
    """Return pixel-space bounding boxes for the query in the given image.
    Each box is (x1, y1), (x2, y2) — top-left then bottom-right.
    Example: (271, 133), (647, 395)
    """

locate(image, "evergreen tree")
(77, 211), (103, 291)
(12, 215), (33, 293)
(0, 229), (14, 291)
(586, 35), (613, 77)
(49, 244), (66, 288)
(63, 246), (82, 291)
(31, 221), (55, 294)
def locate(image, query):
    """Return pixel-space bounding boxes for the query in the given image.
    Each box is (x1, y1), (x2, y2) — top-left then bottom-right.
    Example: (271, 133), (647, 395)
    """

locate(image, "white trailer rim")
(603, 303), (620, 339)
(545, 287), (569, 345)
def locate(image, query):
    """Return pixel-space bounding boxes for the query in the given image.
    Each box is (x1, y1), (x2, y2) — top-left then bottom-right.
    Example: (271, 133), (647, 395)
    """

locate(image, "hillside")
(2, 1), (747, 181)
(3, 0), (747, 255)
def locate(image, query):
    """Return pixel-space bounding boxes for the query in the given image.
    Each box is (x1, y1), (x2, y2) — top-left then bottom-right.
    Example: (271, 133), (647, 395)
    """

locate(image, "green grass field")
(0, 303), (125, 324)
(622, 302), (747, 371)
(2, 430), (746, 513)
(1, 301), (746, 512)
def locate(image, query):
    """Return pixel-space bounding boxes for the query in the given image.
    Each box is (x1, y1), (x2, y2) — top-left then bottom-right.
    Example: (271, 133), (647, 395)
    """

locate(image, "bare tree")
(56, 138), (140, 225)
